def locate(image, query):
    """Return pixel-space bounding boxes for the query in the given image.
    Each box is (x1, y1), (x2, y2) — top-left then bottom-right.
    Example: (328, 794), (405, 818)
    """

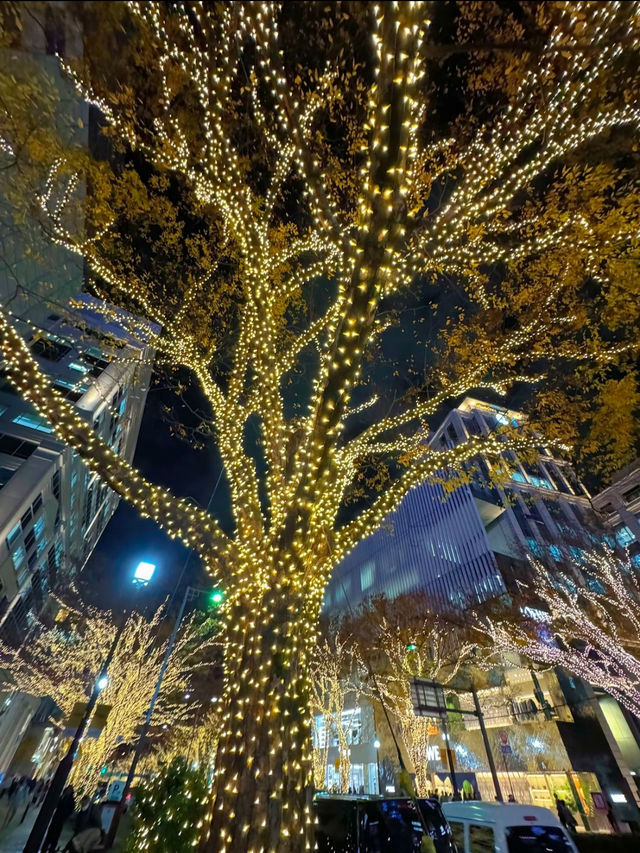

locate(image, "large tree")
(1, 2), (640, 849)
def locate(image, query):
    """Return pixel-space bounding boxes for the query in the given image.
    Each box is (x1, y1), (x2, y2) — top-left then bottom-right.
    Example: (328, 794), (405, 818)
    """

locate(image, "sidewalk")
(0, 807), (74, 852)
(0, 806), (131, 852)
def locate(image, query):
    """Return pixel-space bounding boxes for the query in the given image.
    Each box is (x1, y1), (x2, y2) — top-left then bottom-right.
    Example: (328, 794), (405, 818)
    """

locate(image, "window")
(506, 824), (574, 852)
(360, 562), (374, 591)
(24, 529), (36, 553)
(52, 470), (61, 502)
(526, 538), (543, 558)
(470, 824), (495, 852)
(54, 382), (84, 403)
(623, 485), (640, 504)
(449, 821), (465, 850)
(7, 523), (21, 548)
(13, 414), (53, 434)
(30, 337), (70, 362)
(0, 467), (14, 489)
(32, 493), (43, 515)
(549, 545), (562, 562)
(615, 525), (635, 547)
(0, 434), (38, 459)
(569, 546), (584, 564)
(68, 362), (89, 374)
(21, 507), (32, 530)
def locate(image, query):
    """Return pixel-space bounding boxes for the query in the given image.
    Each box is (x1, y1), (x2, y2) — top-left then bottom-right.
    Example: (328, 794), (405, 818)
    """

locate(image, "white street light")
(97, 676), (109, 691)
(133, 561), (157, 586)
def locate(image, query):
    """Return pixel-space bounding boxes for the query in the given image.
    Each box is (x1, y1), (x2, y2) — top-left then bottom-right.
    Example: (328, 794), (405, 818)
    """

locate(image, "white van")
(441, 802), (580, 853)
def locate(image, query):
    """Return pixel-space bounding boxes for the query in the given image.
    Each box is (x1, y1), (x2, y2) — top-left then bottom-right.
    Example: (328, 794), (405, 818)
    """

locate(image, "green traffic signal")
(209, 590), (224, 606)
(406, 643), (418, 652)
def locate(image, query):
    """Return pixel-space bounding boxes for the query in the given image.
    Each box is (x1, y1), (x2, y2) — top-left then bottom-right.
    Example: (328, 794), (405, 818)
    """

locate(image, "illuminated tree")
(0, 599), (216, 794)
(309, 637), (359, 793)
(482, 550), (640, 717)
(1, 3), (640, 848)
(126, 756), (210, 853)
(348, 594), (472, 796)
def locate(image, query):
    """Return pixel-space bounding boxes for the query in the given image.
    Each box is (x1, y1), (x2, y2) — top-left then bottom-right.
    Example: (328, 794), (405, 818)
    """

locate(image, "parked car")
(314, 794), (458, 852)
(442, 802), (579, 853)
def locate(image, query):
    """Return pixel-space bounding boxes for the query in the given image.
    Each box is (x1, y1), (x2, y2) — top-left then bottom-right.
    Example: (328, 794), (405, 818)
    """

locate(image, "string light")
(0, 1), (638, 849)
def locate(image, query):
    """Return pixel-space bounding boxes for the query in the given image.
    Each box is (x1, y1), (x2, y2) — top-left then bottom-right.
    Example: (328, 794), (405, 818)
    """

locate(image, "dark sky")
(81, 385), (223, 613)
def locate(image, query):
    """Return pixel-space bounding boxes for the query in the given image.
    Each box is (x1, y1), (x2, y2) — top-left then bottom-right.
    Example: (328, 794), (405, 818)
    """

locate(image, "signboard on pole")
(498, 731), (512, 754)
(410, 678), (446, 718)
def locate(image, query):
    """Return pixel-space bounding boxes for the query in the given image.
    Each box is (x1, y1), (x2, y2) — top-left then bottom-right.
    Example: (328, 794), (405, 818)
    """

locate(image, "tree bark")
(200, 589), (315, 853)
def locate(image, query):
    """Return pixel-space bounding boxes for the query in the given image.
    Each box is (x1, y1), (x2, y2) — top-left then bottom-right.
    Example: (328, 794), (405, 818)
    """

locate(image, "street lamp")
(373, 737), (381, 794)
(24, 559), (157, 853)
(133, 560), (156, 586)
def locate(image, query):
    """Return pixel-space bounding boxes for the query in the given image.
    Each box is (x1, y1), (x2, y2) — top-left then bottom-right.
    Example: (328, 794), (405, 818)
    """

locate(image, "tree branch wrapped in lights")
(481, 550), (640, 718)
(1, 2), (640, 849)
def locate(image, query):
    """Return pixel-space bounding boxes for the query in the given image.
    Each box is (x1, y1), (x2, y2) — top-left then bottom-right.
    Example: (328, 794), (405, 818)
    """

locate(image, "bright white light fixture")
(373, 739), (381, 749)
(97, 676), (109, 691)
(611, 793), (627, 804)
(133, 561), (156, 585)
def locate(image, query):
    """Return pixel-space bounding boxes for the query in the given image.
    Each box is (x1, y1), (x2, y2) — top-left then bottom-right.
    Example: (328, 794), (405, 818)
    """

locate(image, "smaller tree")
(481, 550), (640, 716)
(125, 756), (209, 853)
(346, 594), (473, 796)
(0, 596), (218, 792)
(309, 637), (359, 792)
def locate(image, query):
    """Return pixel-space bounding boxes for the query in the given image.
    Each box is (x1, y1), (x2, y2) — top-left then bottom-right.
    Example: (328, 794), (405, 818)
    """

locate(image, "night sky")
(82, 385), (223, 613)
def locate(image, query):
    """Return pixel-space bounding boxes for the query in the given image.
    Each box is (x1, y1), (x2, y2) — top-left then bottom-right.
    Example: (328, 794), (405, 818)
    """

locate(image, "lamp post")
(23, 560), (156, 853)
(373, 738), (381, 795)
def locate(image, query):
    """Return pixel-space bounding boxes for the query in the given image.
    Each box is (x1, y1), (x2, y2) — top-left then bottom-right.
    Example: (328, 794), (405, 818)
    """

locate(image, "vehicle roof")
(442, 801), (561, 826)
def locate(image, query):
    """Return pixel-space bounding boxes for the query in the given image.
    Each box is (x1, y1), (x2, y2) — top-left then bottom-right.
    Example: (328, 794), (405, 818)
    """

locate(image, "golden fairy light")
(0, 2), (639, 849)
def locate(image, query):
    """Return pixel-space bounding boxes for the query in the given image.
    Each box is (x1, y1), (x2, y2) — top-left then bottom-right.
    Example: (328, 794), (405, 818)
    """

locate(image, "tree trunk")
(200, 588), (315, 853)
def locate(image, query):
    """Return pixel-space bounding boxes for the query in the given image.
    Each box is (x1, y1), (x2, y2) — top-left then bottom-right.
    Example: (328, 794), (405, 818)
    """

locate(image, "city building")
(0, 296), (155, 777)
(318, 398), (640, 826)
(592, 459), (640, 562)
(0, 4), (156, 778)
(325, 397), (599, 613)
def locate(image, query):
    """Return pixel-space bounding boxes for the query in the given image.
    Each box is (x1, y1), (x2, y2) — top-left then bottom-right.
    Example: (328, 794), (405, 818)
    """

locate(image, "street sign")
(410, 677), (446, 717)
(498, 731), (512, 754)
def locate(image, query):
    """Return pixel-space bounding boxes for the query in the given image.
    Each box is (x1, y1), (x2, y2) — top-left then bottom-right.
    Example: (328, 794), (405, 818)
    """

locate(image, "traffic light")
(406, 642), (418, 652)
(209, 589), (224, 607)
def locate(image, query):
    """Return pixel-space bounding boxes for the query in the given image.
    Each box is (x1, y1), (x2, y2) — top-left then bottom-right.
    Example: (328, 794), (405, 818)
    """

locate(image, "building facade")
(0, 297), (154, 779)
(326, 397), (599, 614)
(320, 398), (640, 826)
(0, 296), (154, 645)
(592, 460), (640, 562)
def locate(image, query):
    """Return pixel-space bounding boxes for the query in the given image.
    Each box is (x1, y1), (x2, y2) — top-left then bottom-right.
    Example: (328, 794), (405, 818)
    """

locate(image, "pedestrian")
(508, 793), (516, 803)
(43, 785), (76, 853)
(63, 795), (103, 853)
(555, 795), (577, 832)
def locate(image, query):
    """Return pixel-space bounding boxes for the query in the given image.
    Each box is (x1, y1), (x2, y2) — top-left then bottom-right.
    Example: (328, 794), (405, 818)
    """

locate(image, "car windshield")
(506, 824), (574, 852)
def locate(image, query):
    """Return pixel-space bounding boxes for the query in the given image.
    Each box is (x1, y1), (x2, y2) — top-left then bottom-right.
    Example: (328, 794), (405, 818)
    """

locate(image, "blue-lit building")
(326, 397), (600, 614)
(593, 460), (640, 564)
(0, 296), (155, 647)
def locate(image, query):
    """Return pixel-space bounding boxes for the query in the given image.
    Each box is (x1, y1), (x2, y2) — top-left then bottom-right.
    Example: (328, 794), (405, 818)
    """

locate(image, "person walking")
(42, 785), (76, 853)
(63, 795), (103, 853)
(555, 795), (577, 832)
